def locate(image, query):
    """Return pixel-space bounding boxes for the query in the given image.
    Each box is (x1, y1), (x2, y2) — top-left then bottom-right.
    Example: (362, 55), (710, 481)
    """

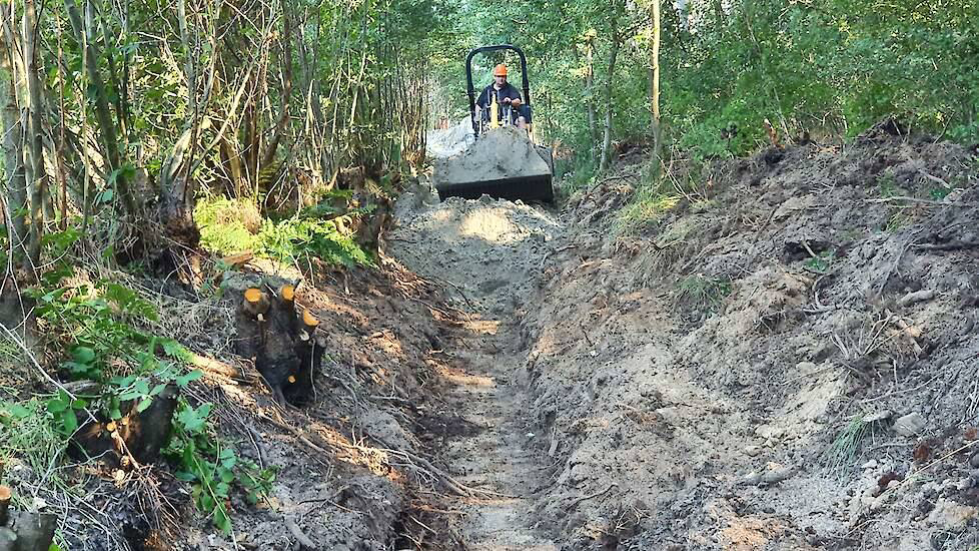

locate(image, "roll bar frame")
(466, 44), (531, 138)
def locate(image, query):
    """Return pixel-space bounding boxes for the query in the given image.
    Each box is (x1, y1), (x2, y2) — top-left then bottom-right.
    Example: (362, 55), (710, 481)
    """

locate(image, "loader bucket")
(433, 126), (555, 203)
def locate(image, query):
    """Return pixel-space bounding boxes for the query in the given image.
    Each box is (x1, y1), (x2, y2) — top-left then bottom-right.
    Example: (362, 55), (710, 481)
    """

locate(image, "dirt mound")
(389, 190), (559, 315)
(427, 116), (474, 159)
(433, 126), (551, 189)
(521, 133), (979, 549)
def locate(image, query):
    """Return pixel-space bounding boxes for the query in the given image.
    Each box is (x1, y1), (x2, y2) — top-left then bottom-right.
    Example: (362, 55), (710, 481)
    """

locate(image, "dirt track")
(388, 192), (560, 549)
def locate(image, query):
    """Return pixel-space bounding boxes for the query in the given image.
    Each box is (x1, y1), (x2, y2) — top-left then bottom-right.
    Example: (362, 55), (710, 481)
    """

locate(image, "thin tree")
(598, 19), (621, 173)
(650, 0), (662, 166)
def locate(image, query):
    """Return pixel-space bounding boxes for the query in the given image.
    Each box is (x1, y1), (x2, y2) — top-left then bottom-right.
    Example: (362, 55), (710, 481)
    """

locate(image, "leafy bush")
(195, 197), (373, 267)
(165, 399), (276, 534)
(18, 259), (273, 534)
(452, 0), (979, 167)
(194, 198), (262, 256)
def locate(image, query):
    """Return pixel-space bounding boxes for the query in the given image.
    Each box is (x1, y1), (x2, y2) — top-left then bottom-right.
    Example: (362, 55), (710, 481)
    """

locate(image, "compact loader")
(433, 45), (555, 203)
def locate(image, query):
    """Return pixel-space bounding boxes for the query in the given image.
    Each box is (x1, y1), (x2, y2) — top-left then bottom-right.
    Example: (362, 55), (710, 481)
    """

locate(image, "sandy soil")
(388, 192), (561, 550)
(385, 128), (979, 550)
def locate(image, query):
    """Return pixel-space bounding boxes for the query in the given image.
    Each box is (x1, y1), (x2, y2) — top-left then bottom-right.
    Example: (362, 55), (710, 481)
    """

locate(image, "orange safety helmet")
(493, 64), (508, 77)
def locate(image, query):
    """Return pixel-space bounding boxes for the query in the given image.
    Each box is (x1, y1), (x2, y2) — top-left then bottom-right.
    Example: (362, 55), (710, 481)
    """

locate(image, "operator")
(475, 64), (530, 129)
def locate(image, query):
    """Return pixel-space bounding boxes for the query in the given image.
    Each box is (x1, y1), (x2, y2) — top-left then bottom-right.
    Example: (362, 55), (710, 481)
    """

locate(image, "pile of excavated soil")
(520, 130), (979, 550)
(427, 116), (475, 159)
(389, 190), (559, 315)
(434, 126), (551, 187)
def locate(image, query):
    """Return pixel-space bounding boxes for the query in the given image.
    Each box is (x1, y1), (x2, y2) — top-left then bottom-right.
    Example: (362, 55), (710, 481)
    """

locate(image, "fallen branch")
(918, 170), (950, 189)
(0, 323), (77, 399)
(896, 289), (935, 307)
(913, 241), (979, 251)
(567, 483), (617, 508)
(190, 354), (243, 379)
(427, 276), (477, 311)
(579, 321), (595, 348)
(866, 196), (979, 207)
(741, 465), (797, 486)
(887, 440), (979, 497)
(285, 517), (317, 549)
(409, 515), (437, 535)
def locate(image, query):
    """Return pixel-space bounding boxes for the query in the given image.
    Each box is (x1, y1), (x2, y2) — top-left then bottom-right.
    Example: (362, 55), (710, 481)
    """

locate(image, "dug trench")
(383, 128), (979, 550)
(34, 128), (979, 549)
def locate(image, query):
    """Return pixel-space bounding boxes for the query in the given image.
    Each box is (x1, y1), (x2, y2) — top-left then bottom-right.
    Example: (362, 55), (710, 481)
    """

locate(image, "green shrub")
(195, 198), (262, 255)
(20, 269), (274, 535)
(195, 197), (373, 267)
(165, 399), (276, 534)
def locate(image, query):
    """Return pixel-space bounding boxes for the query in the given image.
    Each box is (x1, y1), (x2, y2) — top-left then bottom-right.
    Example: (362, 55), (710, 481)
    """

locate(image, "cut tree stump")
(69, 383), (179, 464)
(231, 275), (323, 405)
(0, 486), (56, 551)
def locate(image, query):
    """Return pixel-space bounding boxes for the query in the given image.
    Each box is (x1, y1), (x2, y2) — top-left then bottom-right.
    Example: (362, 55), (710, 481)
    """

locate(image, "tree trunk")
(584, 35), (597, 154)
(0, 22), (26, 265)
(98, 0), (128, 139)
(651, 0), (663, 166)
(598, 35), (620, 173)
(219, 136), (245, 197)
(261, 2), (293, 168)
(63, 0), (137, 217)
(23, 0), (46, 267)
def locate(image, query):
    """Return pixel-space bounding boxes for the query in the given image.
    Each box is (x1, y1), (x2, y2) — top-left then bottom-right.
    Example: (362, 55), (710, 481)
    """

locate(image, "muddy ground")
(8, 127), (979, 550)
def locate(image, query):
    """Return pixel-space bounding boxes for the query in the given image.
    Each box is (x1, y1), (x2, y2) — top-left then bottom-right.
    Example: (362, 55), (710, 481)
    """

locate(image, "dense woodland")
(2, 0), (978, 273)
(0, 0), (977, 546)
(445, 0), (979, 181)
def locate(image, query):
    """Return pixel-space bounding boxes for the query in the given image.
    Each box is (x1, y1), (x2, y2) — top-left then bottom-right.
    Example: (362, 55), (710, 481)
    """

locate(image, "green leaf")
(176, 370), (203, 387)
(213, 504), (231, 534)
(96, 189), (114, 204)
(48, 544), (63, 551)
(219, 469), (235, 484)
(136, 397), (153, 412)
(174, 470), (197, 482)
(72, 346), (96, 364)
(177, 403), (210, 433)
(61, 409), (78, 434)
(46, 398), (68, 414)
(199, 492), (214, 512)
(4, 403), (32, 419)
(161, 339), (192, 361)
(111, 375), (137, 387)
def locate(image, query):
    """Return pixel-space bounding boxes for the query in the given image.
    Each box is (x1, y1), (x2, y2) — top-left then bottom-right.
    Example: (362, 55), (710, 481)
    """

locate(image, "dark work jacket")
(477, 82), (522, 109)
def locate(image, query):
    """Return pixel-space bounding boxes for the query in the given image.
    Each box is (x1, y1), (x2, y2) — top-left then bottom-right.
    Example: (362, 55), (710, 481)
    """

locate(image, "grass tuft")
(825, 414), (870, 474)
(677, 274), (732, 314)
